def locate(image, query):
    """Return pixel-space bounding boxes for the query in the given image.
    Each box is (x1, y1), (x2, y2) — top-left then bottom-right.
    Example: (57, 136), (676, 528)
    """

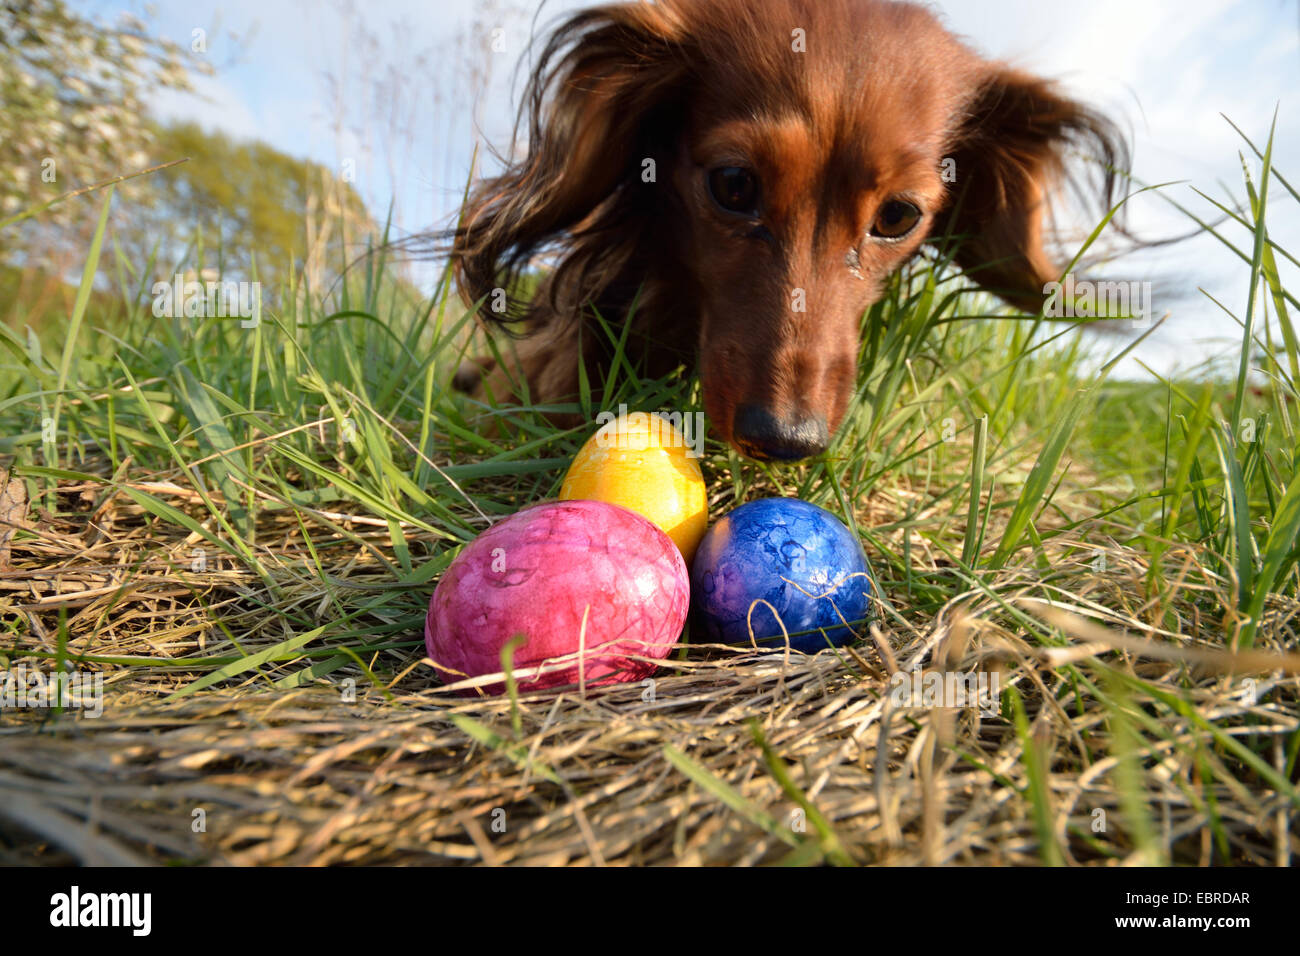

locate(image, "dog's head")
(455, 0), (1126, 460)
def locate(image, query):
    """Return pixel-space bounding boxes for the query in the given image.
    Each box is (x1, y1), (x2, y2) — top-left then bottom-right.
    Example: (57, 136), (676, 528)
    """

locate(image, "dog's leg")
(451, 354), (497, 394)
(452, 321), (595, 428)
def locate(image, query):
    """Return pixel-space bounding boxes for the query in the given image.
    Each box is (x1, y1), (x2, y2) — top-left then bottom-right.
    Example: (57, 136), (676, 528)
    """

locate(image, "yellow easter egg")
(560, 411), (709, 563)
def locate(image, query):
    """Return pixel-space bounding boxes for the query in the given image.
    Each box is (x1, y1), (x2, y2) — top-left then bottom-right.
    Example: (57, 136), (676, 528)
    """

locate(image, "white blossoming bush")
(0, 0), (209, 241)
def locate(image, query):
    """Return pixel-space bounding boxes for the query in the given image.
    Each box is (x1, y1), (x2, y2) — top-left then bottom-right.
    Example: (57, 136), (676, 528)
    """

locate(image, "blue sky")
(78, 0), (1300, 377)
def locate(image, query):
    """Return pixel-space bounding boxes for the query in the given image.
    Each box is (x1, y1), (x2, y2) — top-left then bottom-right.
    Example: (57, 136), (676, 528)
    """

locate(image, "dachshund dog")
(451, 0), (1125, 461)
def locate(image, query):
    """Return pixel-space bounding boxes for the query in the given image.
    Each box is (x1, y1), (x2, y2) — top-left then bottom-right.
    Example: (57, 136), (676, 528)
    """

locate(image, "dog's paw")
(452, 356), (494, 394)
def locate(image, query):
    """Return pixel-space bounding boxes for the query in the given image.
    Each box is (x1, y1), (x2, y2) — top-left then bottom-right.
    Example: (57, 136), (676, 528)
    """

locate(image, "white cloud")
(148, 71), (263, 141)
(90, 0), (1300, 375)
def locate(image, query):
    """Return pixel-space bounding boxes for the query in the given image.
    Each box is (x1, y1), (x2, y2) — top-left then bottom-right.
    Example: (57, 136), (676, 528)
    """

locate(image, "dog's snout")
(732, 404), (830, 461)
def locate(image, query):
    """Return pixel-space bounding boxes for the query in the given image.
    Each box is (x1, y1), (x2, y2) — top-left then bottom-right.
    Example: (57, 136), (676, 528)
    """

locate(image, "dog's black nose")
(732, 404), (830, 461)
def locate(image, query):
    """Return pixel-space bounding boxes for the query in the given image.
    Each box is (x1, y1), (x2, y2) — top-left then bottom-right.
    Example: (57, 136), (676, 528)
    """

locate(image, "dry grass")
(4, 0), (1297, 871)
(4, 458), (1297, 867)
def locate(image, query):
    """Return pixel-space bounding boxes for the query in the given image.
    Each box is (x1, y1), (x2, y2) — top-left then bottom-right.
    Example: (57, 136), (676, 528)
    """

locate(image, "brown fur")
(451, 0), (1126, 459)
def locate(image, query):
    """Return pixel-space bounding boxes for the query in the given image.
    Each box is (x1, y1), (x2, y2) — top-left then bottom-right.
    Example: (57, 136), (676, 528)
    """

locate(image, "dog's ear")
(934, 67), (1127, 312)
(454, 6), (690, 325)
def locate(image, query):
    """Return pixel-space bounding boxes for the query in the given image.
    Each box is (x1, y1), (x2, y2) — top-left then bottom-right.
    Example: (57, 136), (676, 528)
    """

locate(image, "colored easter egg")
(690, 498), (873, 652)
(426, 500), (689, 693)
(560, 411), (708, 563)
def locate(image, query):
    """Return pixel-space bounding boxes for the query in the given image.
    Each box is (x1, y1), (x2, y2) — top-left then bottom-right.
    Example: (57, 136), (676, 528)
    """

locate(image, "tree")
(115, 121), (377, 299)
(0, 0), (210, 328)
(0, 0), (207, 234)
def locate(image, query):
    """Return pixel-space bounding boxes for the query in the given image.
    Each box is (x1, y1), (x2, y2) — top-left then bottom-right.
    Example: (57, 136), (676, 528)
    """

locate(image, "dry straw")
(2, 464), (1296, 866)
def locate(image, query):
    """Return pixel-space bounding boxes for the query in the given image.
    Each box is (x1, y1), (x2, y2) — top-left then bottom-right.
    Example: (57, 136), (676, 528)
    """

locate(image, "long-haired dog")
(451, 0), (1126, 461)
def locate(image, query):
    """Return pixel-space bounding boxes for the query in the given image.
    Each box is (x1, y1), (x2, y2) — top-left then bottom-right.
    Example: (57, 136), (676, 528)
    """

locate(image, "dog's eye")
(708, 166), (759, 215)
(871, 199), (921, 239)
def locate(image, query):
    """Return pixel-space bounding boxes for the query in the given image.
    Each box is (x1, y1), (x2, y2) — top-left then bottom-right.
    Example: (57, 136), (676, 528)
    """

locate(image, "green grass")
(0, 121), (1297, 866)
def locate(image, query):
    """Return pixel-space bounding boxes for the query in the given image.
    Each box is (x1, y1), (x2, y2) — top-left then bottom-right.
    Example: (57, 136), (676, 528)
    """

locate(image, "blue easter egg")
(691, 498), (873, 652)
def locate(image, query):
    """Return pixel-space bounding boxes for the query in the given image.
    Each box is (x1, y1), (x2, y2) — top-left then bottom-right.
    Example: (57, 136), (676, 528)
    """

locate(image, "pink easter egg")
(426, 500), (689, 693)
